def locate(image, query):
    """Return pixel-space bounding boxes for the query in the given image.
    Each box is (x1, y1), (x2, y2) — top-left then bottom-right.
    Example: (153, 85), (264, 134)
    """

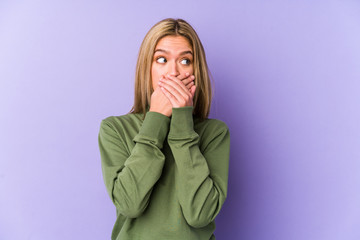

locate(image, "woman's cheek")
(181, 65), (194, 76)
(186, 66), (194, 76)
(151, 66), (163, 89)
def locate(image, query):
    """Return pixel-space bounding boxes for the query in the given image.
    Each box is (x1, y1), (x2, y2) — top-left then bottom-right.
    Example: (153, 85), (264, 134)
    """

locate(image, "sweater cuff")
(169, 106), (195, 137)
(133, 111), (170, 148)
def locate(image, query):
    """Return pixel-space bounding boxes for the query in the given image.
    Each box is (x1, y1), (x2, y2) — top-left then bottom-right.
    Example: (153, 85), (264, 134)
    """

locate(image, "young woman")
(98, 18), (230, 240)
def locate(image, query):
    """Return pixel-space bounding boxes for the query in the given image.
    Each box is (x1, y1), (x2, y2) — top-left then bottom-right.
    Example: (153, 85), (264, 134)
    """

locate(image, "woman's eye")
(181, 59), (191, 65)
(156, 57), (167, 63)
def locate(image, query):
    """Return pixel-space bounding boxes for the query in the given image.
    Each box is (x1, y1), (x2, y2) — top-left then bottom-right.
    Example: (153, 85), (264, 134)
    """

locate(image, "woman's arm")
(168, 107), (230, 228)
(98, 112), (170, 218)
(159, 75), (230, 228)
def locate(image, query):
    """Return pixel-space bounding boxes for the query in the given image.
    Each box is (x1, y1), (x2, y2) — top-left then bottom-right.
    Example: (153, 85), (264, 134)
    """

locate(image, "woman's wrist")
(149, 107), (171, 117)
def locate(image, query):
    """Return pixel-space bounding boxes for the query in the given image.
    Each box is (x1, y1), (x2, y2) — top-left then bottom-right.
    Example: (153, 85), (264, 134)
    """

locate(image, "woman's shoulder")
(195, 117), (228, 129)
(100, 112), (144, 132)
(102, 112), (142, 123)
(194, 117), (229, 136)
(99, 113), (145, 145)
(194, 117), (230, 152)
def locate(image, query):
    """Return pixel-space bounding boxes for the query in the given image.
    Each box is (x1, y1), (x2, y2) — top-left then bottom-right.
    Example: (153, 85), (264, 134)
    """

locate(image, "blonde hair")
(130, 18), (212, 120)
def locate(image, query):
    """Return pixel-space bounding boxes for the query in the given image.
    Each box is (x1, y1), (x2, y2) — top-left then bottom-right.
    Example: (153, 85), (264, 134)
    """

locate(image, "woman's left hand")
(158, 74), (196, 108)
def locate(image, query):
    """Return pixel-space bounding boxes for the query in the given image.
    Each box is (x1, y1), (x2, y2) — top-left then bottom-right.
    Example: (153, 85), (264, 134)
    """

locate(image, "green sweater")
(98, 106), (230, 240)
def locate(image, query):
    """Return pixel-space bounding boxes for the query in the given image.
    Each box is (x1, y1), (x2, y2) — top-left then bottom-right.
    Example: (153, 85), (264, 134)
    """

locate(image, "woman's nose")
(167, 61), (180, 77)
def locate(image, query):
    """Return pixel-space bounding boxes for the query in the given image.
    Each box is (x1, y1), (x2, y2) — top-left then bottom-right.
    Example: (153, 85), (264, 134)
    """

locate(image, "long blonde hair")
(130, 18), (212, 120)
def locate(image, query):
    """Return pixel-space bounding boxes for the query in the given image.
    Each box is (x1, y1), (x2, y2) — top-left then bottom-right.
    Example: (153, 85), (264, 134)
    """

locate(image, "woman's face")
(151, 35), (194, 90)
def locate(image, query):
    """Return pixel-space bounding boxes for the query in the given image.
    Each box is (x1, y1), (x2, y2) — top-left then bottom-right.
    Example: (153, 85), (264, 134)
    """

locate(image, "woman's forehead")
(155, 35), (192, 53)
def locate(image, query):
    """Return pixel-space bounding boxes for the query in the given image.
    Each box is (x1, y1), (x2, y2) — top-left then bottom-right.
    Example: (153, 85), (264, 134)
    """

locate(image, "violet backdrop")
(1, 1), (359, 239)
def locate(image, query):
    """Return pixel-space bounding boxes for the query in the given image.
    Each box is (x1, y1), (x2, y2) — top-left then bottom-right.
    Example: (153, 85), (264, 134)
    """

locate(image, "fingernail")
(185, 72), (190, 76)
(191, 75), (195, 80)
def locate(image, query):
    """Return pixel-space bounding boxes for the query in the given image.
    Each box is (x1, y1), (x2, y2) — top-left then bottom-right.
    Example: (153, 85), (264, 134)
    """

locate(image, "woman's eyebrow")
(154, 49), (193, 55)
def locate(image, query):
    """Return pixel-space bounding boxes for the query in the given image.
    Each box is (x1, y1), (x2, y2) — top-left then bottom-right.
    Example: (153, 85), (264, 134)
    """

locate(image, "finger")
(167, 72), (187, 82)
(165, 73), (194, 87)
(164, 74), (192, 97)
(179, 72), (189, 80)
(159, 80), (185, 102)
(190, 85), (196, 98)
(181, 74), (195, 86)
(160, 76), (188, 96)
(162, 78), (191, 101)
(160, 86), (178, 107)
(177, 72), (190, 81)
(185, 81), (194, 90)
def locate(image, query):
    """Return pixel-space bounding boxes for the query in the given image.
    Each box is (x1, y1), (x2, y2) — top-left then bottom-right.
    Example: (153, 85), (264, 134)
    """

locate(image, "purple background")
(1, 1), (360, 239)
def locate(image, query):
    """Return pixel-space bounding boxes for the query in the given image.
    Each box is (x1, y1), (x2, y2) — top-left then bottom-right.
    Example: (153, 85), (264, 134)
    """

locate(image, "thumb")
(190, 85), (196, 98)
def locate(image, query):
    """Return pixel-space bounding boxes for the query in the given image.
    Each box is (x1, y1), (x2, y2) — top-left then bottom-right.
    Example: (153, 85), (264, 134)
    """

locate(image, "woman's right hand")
(149, 73), (194, 117)
(149, 78), (173, 117)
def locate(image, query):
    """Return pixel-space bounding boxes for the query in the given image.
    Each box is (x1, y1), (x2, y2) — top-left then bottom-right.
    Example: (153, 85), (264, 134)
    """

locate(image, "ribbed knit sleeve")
(167, 106), (230, 228)
(98, 112), (170, 218)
